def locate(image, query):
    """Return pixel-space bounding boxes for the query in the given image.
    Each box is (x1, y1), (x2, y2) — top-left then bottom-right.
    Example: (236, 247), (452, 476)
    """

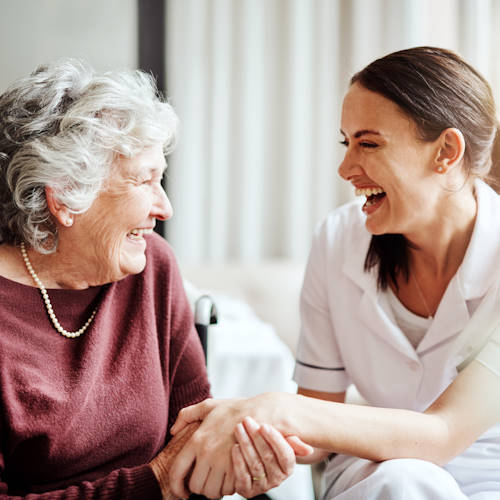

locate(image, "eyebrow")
(340, 129), (381, 138)
(145, 162), (168, 174)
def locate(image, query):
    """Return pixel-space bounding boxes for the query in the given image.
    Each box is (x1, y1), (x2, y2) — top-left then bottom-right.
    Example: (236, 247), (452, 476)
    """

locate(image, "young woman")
(169, 47), (500, 499)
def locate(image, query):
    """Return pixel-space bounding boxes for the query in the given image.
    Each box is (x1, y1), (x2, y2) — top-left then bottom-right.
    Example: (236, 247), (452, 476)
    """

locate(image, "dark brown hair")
(351, 46), (498, 289)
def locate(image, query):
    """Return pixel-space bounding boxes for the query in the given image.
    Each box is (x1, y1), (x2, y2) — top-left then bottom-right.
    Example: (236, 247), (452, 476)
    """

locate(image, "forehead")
(341, 83), (413, 135)
(114, 143), (167, 176)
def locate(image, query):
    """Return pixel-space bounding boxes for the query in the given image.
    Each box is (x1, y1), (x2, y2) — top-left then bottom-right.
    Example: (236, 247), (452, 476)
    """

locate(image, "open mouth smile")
(127, 228), (153, 241)
(355, 187), (387, 213)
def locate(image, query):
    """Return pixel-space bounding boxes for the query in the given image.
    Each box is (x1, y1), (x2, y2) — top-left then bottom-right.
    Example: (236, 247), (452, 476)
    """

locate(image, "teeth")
(355, 187), (385, 197)
(128, 228), (153, 238)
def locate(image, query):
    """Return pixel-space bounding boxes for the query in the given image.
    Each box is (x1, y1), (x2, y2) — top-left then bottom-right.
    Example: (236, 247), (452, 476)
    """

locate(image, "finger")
(285, 435), (314, 456)
(170, 398), (215, 435)
(221, 467), (236, 497)
(200, 467), (226, 499)
(242, 416), (286, 475)
(258, 423), (296, 476)
(187, 460), (210, 496)
(235, 421), (267, 480)
(168, 441), (198, 498)
(232, 444), (253, 499)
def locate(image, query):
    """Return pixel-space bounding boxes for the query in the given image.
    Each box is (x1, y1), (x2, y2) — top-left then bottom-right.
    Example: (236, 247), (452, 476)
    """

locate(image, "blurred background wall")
(0, 0), (137, 87)
(1, 0), (499, 266)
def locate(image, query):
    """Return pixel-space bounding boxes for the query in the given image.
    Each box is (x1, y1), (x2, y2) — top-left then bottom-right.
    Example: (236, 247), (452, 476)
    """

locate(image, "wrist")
(251, 392), (295, 434)
(149, 460), (170, 498)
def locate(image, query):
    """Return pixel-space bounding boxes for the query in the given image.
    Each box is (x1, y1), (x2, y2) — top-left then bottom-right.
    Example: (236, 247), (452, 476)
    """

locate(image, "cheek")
(82, 211), (126, 256)
(123, 189), (152, 217)
(88, 211), (121, 238)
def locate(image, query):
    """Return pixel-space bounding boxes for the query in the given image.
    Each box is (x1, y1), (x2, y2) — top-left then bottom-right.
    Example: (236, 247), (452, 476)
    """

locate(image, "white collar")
(457, 178), (500, 299)
(342, 178), (500, 300)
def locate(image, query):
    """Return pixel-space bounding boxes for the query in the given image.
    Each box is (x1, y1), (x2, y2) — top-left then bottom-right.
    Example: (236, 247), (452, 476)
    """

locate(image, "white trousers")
(322, 454), (500, 500)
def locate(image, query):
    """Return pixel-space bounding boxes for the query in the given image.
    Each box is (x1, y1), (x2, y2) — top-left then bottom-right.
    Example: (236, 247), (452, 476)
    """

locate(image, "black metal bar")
(138, 0), (165, 92)
(195, 323), (208, 363)
(194, 295), (218, 363)
(138, 0), (167, 237)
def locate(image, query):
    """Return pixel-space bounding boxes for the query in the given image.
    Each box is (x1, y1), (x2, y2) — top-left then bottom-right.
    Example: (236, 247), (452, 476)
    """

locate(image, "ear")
(45, 186), (74, 227)
(434, 128), (465, 173)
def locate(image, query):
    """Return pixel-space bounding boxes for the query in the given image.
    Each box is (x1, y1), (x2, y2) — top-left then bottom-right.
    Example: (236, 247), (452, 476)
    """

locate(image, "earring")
(65, 217), (73, 227)
(437, 165), (445, 173)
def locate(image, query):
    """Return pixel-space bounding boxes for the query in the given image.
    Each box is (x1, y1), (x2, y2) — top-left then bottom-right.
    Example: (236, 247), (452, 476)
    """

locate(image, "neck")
(406, 185), (477, 279)
(20, 242), (98, 338)
(21, 245), (94, 290)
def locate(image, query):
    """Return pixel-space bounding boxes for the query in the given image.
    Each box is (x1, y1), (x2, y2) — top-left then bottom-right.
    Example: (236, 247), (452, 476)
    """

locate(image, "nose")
(338, 147), (363, 181)
(152, 184), (173, 221)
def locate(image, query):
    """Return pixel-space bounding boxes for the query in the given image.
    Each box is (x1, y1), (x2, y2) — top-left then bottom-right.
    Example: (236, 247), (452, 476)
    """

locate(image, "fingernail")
(244, 416), (259, 430)
(236, 422), (245, 434)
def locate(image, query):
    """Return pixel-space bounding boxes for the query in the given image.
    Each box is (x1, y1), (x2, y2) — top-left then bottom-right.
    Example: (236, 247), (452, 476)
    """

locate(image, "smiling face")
(63, 143), (172, 285)
(338, 83), (445, 237)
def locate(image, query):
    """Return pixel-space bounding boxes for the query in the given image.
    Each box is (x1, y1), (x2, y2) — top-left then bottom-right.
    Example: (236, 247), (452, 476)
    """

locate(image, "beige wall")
(0, 0), (137, 91)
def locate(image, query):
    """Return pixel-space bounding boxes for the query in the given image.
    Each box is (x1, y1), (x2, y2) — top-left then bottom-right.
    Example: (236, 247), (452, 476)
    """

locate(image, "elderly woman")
(169, 47), (500, 499)
(0, 59), (307, 499)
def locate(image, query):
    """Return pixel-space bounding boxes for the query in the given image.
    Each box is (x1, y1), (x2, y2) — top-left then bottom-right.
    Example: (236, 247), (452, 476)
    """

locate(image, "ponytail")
(486, 125), (500, 193)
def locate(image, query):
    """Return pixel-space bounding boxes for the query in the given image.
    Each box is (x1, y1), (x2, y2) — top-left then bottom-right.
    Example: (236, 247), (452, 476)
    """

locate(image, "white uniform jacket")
(293, 179), (500, 412)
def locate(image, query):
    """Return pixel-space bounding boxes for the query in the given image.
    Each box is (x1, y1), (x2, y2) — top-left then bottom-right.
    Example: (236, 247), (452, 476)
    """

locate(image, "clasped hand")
(165, 396), (313, 498)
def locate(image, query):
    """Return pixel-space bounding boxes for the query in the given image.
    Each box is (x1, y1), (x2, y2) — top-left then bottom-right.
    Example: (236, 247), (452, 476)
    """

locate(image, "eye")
(339, 139), (349, 147)
(360, 142), (378, 148)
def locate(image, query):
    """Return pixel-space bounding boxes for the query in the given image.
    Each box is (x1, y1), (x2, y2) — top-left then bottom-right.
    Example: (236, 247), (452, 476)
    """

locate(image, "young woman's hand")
(168, 394), (310, 498)
(232, 416), (313, 498)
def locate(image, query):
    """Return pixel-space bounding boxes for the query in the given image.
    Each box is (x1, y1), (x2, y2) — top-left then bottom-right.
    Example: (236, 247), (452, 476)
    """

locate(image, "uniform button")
(407, 360), (420, 371)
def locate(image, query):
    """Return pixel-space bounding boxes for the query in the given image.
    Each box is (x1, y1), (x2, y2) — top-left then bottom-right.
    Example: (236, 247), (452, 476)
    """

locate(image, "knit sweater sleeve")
(0, 439), (161, 500)
(167, 322), (211, 431)
(158, 240), (211, 431)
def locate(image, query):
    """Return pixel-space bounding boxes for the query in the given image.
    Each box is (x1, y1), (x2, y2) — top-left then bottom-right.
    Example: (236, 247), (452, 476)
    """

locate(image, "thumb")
(285, 435), (314, 456)
(170, 398), (216, 435)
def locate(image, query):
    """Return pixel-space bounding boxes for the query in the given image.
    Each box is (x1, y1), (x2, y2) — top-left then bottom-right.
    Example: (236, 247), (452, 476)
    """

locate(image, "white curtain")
(165, 0), (499, 264)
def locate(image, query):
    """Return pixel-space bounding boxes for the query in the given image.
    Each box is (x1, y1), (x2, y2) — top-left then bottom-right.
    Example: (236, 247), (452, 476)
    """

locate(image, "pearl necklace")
(20, 242), (97, 338)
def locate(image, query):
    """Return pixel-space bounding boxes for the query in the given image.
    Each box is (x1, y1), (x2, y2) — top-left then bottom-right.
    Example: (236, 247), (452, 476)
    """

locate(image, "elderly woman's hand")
(150, 422), (202, 499)
(232, 416), (313, 498)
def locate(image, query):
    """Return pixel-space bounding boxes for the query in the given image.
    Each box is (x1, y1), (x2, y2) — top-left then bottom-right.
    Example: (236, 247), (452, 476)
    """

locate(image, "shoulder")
(144, 232), (180, 275)
(145, 231), (176, 263)
(313, 198), (370, 254)
(460, 180), (500, 295)
(476, 178), (500, 207)
(140, 232), (183, 291)
(317, 198), (366, 236)
(303, 199), (372, 290)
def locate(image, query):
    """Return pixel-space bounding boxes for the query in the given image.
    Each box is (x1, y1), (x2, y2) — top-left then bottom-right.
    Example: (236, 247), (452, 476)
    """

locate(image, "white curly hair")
(0, 58), (178, 253)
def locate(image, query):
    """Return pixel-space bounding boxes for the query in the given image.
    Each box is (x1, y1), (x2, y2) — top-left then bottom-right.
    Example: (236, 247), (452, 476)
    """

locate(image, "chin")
(364, 215), (398, 236)
(120, 255), (147, 277)
(365, 222), (386, 236)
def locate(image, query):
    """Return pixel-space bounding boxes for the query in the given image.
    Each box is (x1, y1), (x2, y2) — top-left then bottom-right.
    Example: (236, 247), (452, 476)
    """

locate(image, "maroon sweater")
(0, 233), (210, 499)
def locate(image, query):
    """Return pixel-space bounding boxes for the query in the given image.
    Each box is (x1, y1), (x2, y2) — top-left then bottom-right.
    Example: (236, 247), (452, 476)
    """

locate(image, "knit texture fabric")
(0, 233), (210, 498)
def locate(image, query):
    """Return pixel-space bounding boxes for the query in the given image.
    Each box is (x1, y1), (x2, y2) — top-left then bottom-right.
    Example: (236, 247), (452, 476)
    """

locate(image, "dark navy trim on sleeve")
(296, 359), (345, 371)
